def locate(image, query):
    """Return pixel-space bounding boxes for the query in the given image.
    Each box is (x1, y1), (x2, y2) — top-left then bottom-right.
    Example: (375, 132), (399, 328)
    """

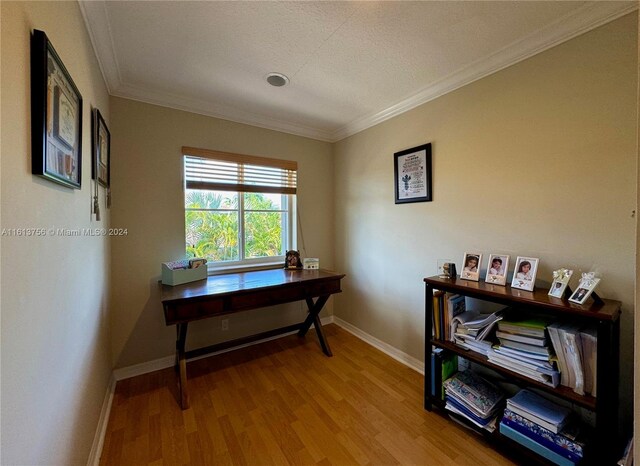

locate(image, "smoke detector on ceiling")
(266, 72), (289, 87)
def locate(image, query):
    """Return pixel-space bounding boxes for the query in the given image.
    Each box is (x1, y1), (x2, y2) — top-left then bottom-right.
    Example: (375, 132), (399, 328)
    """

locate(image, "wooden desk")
(161, 268), (345, 409)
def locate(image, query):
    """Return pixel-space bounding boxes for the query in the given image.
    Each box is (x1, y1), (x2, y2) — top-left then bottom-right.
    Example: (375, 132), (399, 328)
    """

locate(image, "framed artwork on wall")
(31, 29), (83, 189)
(92, 108), (110, 187)
(394, 143), (432, 204)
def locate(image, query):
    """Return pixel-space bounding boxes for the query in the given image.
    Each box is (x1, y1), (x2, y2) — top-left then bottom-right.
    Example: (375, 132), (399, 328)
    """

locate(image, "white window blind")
(183, 147), (297, 195)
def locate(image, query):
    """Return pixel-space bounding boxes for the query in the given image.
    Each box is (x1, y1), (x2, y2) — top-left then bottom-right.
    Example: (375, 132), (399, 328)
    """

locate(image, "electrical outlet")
(221, 319), (229, 331)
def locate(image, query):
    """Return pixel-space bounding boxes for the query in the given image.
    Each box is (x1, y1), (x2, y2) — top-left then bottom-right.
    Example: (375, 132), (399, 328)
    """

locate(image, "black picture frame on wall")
(92, 109), (110, 187)
(394, 143), (432, 204)
(31, 29), (83, 189)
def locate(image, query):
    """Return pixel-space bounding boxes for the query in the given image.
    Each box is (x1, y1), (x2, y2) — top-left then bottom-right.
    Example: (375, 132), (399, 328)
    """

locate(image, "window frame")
(183, 147), (297, 272)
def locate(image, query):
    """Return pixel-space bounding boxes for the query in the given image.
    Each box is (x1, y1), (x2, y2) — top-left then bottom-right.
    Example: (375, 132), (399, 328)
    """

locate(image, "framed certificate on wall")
(31, 29), (83, 189)
(394, 143), (432, 204)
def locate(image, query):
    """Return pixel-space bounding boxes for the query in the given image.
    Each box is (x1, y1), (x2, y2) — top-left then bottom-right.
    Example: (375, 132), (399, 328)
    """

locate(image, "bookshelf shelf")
(430, 339), (597, 410)
(423, 275), (621, 465)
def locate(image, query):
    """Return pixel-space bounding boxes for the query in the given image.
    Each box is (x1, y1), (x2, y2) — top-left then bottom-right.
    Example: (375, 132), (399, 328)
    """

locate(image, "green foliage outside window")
(185, 190), (283, 262)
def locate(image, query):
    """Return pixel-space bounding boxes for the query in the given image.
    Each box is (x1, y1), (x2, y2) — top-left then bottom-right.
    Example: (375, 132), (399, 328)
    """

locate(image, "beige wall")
(334, 12), (638, 430)
(635, 4), (639, 464)
(109, 97), (334, 368)
(0, 2), (111, 465)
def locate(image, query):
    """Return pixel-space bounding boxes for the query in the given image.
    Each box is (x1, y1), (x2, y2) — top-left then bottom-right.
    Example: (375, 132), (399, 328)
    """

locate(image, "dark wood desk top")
(161, 268), (345, 305)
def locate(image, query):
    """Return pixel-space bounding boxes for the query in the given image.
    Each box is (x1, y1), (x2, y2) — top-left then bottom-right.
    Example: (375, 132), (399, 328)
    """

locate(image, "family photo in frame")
(284, 250), (302, 269)
(511, 256), (539, 291)
(460, 252), (482, 282)
(449, 248), (601, 304)
(568, 275), (601, 305)
(485, 254), (509, 286)
(548, 268), (573, 298)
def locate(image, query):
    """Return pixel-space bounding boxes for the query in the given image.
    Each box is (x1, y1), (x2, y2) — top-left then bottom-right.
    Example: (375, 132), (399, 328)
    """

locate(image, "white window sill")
(207, 261), (284, 275)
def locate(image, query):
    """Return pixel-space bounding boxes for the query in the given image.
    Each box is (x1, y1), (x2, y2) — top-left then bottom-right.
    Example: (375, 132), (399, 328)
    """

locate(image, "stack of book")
(488, 317), (560, 387)
(500, 389), (585, 466)
(451, 310), (504, 355)
(432, 291), (466, 341)
(547, 323), (597, 396)
(442, 370), (504, 433)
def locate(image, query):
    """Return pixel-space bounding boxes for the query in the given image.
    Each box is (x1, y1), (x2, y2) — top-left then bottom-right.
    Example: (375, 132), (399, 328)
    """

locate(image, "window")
(183, 147), (296, 269)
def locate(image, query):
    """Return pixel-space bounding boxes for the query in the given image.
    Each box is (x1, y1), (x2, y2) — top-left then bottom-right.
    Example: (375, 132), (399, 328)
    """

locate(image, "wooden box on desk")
(161, 263), (207, 286)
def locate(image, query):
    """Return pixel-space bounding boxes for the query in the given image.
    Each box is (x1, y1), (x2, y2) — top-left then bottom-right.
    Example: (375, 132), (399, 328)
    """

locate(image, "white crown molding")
(331, 1), (639, 142)
(78, 1), (121, 94)
(112, 82), (336, 142)
(80, 1), (637, 143)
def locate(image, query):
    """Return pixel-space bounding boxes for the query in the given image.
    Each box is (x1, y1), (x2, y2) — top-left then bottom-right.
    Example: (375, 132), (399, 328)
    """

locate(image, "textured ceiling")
(80, 1), (636, 141)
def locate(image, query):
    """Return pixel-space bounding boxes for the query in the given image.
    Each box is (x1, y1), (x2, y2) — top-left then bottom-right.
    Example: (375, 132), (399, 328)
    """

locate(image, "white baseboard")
(332, 316), (424, 375)
(113, 355), (175, 381)
(87, 373), (116, 466)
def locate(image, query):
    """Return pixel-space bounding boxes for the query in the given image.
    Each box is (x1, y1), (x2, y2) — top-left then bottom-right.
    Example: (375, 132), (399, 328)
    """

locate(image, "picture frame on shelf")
(511, 256), (539, 291)
(394, 143), (432, 204)
(568, 273), (601, 305)
(92, 108), (110, 188)
(460, 252), (482, 281)
(31, 29), (82, 189)
(485, 254), (510, 286)
(548, 268), (573, 298)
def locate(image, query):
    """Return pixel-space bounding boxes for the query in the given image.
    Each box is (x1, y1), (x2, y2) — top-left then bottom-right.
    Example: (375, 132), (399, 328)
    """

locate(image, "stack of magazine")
(442, 370), (504, 433)
(488, 317), (560, 387)
(451, 310), (504, 355)
(500, 389), (585, 466)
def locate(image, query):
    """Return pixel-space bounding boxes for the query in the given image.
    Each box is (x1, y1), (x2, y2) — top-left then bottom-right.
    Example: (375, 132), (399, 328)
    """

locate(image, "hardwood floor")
(100, 324), (517, 465)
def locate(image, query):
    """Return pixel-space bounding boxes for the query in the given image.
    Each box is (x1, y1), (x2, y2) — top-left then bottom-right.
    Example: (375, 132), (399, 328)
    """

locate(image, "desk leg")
(176, 322), (189, 409)
(298, 295), (332, 357)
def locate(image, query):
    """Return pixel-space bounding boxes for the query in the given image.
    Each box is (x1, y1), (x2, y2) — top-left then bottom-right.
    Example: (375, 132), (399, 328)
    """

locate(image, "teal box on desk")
(161, 263), (207, 286)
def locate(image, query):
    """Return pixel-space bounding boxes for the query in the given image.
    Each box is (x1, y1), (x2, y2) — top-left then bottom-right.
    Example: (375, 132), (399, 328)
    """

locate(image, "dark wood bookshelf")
(424, 275), (621, 321)
(423, 275), (622, 465)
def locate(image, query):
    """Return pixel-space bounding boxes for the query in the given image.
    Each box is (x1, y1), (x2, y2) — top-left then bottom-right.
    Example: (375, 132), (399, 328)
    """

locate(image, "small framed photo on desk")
(285, 250), (302, 269)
